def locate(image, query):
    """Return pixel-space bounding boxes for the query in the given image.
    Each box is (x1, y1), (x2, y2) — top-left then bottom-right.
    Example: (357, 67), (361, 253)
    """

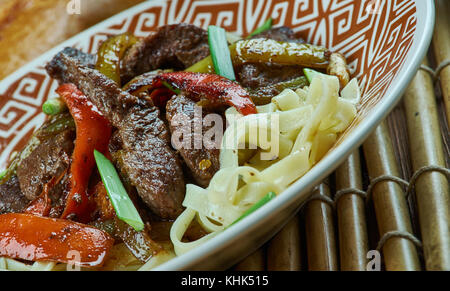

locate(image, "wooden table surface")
(0, 0), (144, 80)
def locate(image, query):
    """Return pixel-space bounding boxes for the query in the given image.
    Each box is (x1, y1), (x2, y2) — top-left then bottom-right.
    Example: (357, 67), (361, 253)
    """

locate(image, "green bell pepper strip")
(186, 39), (329, 74)
(96, 33), (139, 84)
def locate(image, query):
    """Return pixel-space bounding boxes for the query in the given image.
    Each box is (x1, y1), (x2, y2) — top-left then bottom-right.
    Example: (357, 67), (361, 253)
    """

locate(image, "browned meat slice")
(237, 63), (305, 89)
(122, 70), (165, 93)
(0, 175), (30, 214)
(120, 23), (210, 84)
(1, 113), (75, 216)
(16, 129), (74, 201)
(46, 53), (185, 219)
(118, 100), (185, 218)
(46, 47), (95, 80)
(236, 27), (305, 89)
(252, 26), (305, 43)
(166, 95), (221, 188)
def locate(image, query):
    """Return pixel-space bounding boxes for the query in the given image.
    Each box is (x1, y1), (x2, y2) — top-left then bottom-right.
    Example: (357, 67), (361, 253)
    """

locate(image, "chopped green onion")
(229, 192), (277, 227)
(42, 98), (67, 115)
(94, 150), (144, 232)
(0, 169), (6, 181)
(162, 81), (181, 95)
(247, 18), (273, 38)
(208, 25), (236, 81)
(188, 18), (272, 74)
(303, 68), (326, 83)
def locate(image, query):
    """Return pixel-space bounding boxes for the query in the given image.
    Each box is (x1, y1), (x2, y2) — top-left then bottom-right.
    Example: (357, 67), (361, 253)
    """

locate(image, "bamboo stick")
(335, 151), (369, 271)
(403, 58), (450, 270)
(362, 122), (421, 271)
(234, 248), (266, 271)
(304, 181), (339, 271)
(386, 107), (420, 231)
(432, 0), (450, 128)
(266, 215), (302, 271)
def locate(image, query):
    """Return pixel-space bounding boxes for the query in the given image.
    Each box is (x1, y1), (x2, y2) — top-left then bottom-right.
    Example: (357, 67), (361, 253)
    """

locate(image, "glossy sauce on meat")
(0, 175), (29, 214)
(121, 23), (210, 84)
(16, 129), (74, 201)
(166, 95), (222, 187)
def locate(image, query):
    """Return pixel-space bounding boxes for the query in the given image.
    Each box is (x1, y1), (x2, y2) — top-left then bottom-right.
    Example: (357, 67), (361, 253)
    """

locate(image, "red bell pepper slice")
(149, 87), (176, 108)
(56, 84), (112, 223)
(24, 185), (52, 217)
(153, 72), (257, 116)
(0, 213), (114, 267)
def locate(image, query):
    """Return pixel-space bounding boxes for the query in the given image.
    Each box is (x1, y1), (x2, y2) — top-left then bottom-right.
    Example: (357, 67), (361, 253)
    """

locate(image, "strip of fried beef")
(1, 113), (76, 216)
(166, 95), (221, 188)
(0, 175), (29, 214)
(46, 53), (185, 219)
(120, 23), (210, 84)
(46, 47), (96, 79)
(16, 129), (74, 201)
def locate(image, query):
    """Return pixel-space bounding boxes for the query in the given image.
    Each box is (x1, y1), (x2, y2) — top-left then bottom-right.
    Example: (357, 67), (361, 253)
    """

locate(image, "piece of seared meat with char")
(46, 53), (185, 219)
(252, 26), (305, 42)
(1, 113), (76, 215)
(166, 95), (222, 188)
(46, 47), (96, 76)
(16, 129), (74, 202)
(121, 23), (210, 84)
(0, 176), (29, 214)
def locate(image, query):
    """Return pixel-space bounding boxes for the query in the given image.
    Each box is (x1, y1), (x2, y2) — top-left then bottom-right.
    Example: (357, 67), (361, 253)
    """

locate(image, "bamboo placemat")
(234, 0), (450, 271)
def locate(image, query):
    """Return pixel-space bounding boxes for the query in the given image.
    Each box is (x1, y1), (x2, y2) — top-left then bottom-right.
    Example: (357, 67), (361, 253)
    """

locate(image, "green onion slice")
(303, 68), (326, 83)
(208, 25), (236, 81)
(247, 18), (273, 38)
(229, 192), (277, 227)
(162, 81), (181, 95)
(42, 98), (67, 116)
(0, 169), (6, 181)
(94, 150), (144, 232)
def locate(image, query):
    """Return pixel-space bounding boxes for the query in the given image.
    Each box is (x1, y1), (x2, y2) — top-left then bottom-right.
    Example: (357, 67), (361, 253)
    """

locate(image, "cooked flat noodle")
(0, 257), (7, 271)
(170, 74), (359, 256)
(0, 258), (33, 271)
(31, 261), (56, 271)
(170, 208), (219, 256)
(138, 250), (176, 271)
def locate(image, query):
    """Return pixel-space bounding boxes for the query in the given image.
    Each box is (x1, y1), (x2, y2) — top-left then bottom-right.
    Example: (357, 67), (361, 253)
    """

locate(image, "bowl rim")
(0, 0), (435, 271)
(153, 0), (435, 270)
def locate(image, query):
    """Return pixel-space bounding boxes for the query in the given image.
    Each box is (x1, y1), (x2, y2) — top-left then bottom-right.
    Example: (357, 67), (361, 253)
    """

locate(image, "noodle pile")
(170, 74), (360, 256)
